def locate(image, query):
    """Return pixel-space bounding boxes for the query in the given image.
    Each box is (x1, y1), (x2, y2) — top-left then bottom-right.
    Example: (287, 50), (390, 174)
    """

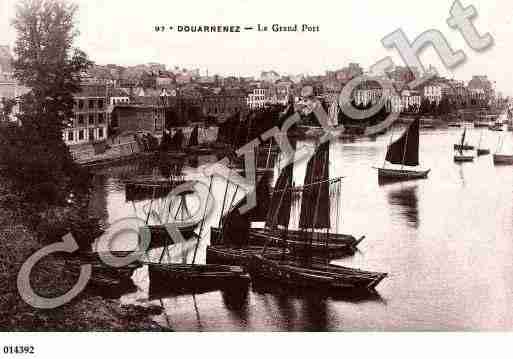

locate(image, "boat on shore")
(447, 122), (461, 128)
(374, 118), (430, 181)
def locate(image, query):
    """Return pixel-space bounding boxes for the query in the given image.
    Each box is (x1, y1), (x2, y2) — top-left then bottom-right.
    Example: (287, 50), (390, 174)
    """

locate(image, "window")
(98, 128), (104, 139)
(67, 132), (74, 142)
(89, 99), (95, 109)
(89, 128), (95, 141)
(98, 99), (104, 109)
(88, 114), (95, 125)
(78, 130), (84, 140)
(78, 99), (84, 109)
(98, 113), (105, 124)
(78, 114), (84, 125)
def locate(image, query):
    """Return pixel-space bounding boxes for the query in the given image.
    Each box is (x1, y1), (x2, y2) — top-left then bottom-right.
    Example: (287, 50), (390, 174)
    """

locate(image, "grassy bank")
(0, 178), (166, 331)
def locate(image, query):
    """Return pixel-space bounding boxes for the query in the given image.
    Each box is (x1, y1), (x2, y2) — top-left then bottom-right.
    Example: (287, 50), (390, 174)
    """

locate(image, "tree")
(2, 0), (93, 205)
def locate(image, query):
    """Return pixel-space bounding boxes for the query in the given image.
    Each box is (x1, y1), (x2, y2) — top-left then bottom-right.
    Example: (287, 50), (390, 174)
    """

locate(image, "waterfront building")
(64, 84), (108, 145)
(110, 103), (165, 136)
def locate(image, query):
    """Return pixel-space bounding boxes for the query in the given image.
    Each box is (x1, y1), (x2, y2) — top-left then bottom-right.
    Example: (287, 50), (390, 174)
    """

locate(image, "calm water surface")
(89, 124), (513, 331)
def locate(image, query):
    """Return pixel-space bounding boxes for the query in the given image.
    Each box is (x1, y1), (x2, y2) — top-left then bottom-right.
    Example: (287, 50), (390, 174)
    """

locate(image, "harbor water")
(89, 125), (513, 331)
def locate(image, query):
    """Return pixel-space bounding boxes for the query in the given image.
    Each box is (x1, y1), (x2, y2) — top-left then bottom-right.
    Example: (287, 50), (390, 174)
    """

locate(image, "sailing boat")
(248, 141), (363, 258)
(256, 142), (362, 254)
(454, 128), (474, 162)
(507, 109), (513, 131)
(374, 118), (430, 180)
(493, 135), (513, 165)
(476, 131), (490, 156)
(207, 172), (290, 265)
(145, 177), (251, 294)
(246, 143), (387, 293)
(454, 127), (475, 151)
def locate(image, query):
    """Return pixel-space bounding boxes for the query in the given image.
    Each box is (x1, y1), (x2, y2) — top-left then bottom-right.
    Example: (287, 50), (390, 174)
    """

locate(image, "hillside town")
(0, 45), (506, 155)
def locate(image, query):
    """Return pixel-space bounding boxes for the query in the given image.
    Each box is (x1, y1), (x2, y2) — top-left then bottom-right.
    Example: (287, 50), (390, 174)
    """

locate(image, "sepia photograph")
(1, 0), (513, 352)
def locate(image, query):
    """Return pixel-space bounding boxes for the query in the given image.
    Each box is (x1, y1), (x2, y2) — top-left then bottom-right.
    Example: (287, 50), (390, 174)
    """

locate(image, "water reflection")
(387, 185), (419, 228)
(87, 127), (513, 330)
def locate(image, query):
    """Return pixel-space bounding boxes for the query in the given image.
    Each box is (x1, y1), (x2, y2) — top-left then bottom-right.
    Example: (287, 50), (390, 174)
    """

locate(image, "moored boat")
(247, 255), (387, 292)
(493, 154), (513, 165)
(148, 263), (250, 294)
(374, 118), (430, 181)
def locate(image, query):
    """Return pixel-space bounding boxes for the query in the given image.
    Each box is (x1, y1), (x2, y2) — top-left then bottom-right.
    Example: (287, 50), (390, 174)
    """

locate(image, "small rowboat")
(477, 148), (490, 156)
(147, 263), (250, 294)
(454, 153), (474, 162)
(375, 167), (430, 180)
(453, 144), (474, 151)
(206, 245), (289, 266)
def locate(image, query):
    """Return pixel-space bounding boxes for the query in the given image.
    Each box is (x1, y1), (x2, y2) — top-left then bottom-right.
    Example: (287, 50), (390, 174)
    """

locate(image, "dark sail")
(385, 118), (419, 166)
(221, 198), (250, 247)
(218, 112), (239, 145)
(298, 141), (331, 229)
(245, 173), (271, 222)
(266, 163), (293, 229)
(188, 126), (199, 147)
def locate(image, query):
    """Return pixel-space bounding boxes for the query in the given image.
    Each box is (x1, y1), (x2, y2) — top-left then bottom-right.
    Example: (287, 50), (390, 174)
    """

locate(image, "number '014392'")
(3, 346), (35, 355)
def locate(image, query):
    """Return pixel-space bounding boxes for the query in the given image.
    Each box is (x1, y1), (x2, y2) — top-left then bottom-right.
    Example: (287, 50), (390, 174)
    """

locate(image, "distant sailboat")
(454, 127), (475, 151)
(374, 118), (430, 181)
(476, 131), (490, 156)
(493, 135), (513, 165)
(454, 128), (474, 162)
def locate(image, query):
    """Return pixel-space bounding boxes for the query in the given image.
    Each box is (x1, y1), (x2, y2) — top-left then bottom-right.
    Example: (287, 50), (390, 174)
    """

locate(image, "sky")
(0, 0), (512, 94)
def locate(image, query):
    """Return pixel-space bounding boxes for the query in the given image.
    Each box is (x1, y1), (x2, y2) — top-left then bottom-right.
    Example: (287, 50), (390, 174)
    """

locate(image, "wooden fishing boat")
(206, 245), (288, 266)
(453, 128), (475, 162)
(148, 263), (250, 294)
(206, 171), (288, 265)
(447, 121), (461, 128)
(493, 136), (513, 165)
(453, 128), (475, 151)
(476, 131), (490, 156)
(247, 255), (387, 292)
(489, 123), (503, 131)
(454, 153), (474, 162)
(493, 154), (513, 165)
(374, 118), (430, 181)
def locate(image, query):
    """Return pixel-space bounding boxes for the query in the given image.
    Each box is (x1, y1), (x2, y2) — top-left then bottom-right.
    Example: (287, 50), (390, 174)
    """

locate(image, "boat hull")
(493, 154), (513, 165)
(477, 148), (491, 156)
(148, 263), (250, 295)
(246, 255), (387, 293)
(206, 245), (289, 266)
(375, 167), (430, 181)
(454, 155), (474, 162)
(210, 227), (362, 259)
(454, 144), (475, 151)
